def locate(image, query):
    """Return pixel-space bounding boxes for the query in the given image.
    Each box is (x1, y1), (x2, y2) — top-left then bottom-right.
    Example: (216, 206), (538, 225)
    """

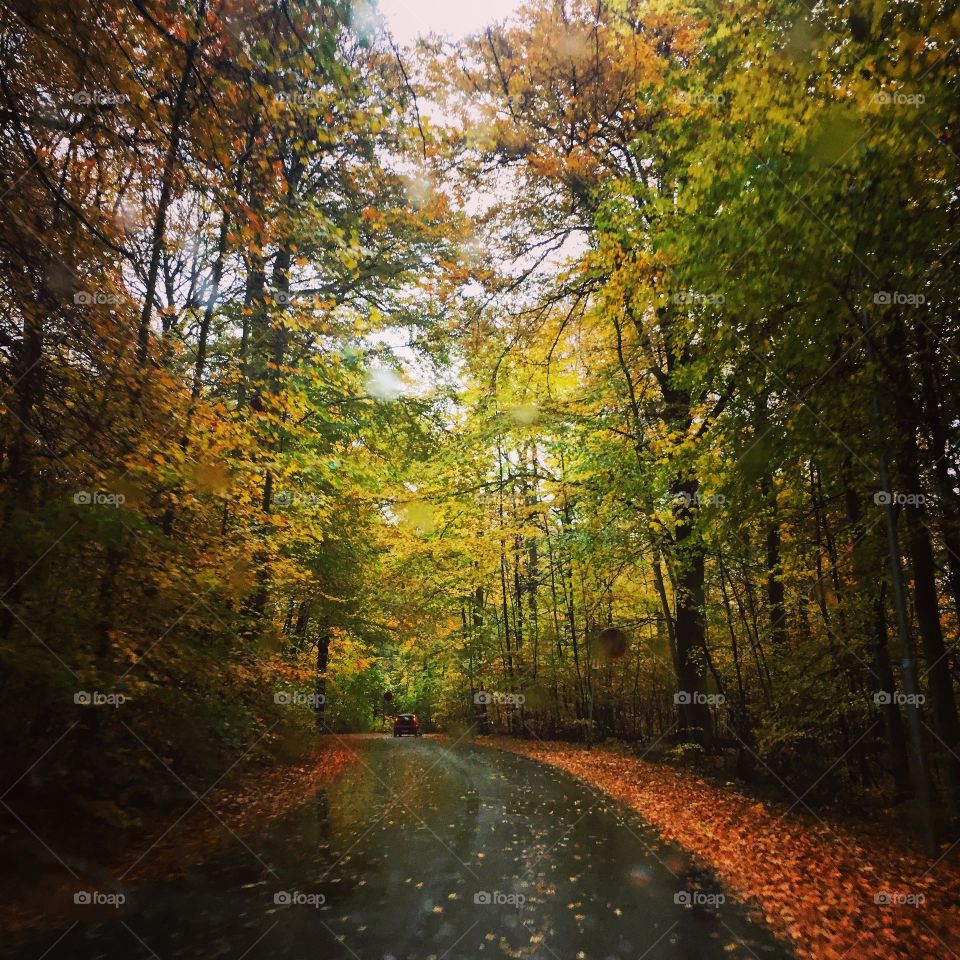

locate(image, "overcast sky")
(378, 0), (522, 46)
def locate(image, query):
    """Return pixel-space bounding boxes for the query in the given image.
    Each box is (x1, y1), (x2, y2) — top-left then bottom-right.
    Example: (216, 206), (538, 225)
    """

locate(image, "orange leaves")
(192, 460), (232, 495)
(483, 738), (960, 960)
(123, 740), (356, 882)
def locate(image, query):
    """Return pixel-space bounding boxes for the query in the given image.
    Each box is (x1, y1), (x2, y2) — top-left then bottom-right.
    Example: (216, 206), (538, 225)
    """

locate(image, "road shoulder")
(476, 736), (960, 960)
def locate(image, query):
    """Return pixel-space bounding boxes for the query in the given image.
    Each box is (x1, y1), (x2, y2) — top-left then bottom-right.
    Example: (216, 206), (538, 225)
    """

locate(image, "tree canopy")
(1, 0), (958, 842)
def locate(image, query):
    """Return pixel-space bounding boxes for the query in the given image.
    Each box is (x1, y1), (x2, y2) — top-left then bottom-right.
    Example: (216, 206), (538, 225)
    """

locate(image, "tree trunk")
(315, 628), (330, 732)
(136, 16), (202, 364)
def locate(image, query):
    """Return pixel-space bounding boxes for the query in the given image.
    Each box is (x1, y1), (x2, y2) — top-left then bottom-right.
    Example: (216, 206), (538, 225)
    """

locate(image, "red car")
(393, 713), (421, 737)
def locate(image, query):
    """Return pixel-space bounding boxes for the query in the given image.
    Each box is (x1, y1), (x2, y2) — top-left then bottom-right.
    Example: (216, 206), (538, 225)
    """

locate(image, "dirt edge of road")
(2, 736), (358, 943)
(476, 736), (960, 960)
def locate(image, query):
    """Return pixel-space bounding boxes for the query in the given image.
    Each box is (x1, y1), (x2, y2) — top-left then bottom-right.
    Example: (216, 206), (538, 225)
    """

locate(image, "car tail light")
(411, 715), (417, 722)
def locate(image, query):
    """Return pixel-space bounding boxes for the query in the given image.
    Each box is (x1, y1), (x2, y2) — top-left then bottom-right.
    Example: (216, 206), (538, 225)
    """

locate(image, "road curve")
(4, 736), (791, 960)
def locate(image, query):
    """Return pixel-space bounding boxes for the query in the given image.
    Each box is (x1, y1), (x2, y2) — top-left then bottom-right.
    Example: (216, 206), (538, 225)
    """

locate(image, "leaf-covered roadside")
(1, 740), (356, 939)
(122, 740), (357, 882)
(479, 737), (960, 960)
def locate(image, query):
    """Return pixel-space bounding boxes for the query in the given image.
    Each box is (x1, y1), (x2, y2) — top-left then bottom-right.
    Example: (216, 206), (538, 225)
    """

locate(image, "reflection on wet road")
(5, 737), (791, 959)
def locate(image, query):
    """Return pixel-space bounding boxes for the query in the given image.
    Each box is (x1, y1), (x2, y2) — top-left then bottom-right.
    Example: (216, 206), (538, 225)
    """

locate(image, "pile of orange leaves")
(481, 737), (960, 960)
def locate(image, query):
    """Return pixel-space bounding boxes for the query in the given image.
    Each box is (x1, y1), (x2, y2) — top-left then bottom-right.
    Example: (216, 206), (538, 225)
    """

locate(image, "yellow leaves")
(397, 500), (436, 534)
(897, 35), (926, 59)
(923, 9), (960, 51)
(506, 404), (539, 425)
(804, 108), (862, 168)
(226, 557), (253, 594)
(193, 460), (232, 495)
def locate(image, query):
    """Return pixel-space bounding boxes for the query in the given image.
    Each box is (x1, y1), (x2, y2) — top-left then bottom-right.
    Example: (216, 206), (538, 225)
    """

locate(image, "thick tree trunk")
(913, 323), (960, 624)
(670, 480), (713, 747)
(886, 326), (960, 806)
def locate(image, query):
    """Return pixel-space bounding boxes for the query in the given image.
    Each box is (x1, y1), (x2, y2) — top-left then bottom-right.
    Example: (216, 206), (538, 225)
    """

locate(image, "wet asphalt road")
(6, 737), (791, 960)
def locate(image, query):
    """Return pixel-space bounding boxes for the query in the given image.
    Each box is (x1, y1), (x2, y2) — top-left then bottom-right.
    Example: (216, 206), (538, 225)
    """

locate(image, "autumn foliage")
(1, 0), (959, 949)
(0, 0), (463, 820)
(483, 737), (960, 960)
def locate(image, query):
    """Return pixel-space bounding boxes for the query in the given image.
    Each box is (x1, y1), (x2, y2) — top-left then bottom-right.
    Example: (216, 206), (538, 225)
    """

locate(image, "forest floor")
(0, 737), (357, 940)
(476, 735), (960, 960)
